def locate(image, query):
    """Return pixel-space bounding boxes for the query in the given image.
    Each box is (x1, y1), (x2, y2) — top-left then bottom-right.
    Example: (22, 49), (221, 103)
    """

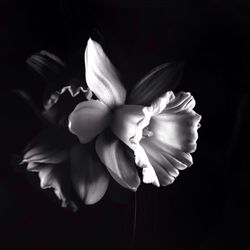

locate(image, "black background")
(1, 1), (250, 249)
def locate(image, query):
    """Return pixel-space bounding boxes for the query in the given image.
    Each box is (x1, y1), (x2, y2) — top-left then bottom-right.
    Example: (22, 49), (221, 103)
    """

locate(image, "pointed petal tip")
(19, 159), (27, 165)
(142, 166), (160, 187)
(131, 186), (138, 192)
(84, 37), (126, 108)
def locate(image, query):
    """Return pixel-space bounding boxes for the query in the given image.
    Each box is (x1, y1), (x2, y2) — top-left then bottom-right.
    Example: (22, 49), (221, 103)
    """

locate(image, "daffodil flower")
(68, 38), (201, 191)
(21, 38), (201, 209)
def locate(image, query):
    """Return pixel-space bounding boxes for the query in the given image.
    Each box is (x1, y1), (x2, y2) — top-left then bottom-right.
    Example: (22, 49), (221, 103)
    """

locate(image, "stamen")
(142, 127), (154, 139)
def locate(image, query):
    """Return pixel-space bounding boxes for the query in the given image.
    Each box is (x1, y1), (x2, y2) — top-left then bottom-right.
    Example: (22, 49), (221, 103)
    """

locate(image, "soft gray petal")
(151, 93), (201, 153)
(95, 133), (140, 191)
(128, 62), (183, 106)
(84, 38), (126, 108)
(68, 100), (111, 144)
(70, 144), (109, 205)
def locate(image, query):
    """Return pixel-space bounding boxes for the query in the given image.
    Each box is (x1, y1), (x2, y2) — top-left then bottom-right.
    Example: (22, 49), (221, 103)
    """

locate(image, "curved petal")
(42, 79), (92, 126)
(128, 62), (183, 105)
(163, 91), (197, 113)
(22, 128), (77, 164)
(84, 38), (126, 108)
(111, 92), (175, 149)
(23, 149), (67, 164)
(134, 144), (160, 187)
(68, 100), (111, 143)
(111, 105), (145, 150)
(138, 91), (200, 186)
(150, 92), (201, 153)
(70, 144), (109, 205)
(141, 138), (192, 186)
(111, 91), (200, 187)
(26, 50), (70, 89)
(111, 105), (160, 186)
(36, 162), (77, 211)
(95, 133), (140, 191)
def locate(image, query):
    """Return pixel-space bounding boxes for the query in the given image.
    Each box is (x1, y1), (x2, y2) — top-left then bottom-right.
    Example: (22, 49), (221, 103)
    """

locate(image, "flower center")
(142, 126), (154, 139)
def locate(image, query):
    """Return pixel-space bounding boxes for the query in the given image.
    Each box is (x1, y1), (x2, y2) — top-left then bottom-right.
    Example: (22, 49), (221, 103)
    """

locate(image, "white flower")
(111, 91), (201, 187)
(22, 38), (201, 208)
(69, 38), (201, 189)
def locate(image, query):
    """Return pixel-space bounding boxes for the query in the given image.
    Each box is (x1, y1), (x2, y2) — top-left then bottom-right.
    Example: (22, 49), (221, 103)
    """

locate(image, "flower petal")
(137, 91), (200, 186)
(128, 62), (183, 106)
(111, 105), (160, 187)
(141, 138), (192, 186)
(22, 128), (77, 164)
(84, 38), (126, 108)
(95, 133), (140, 191)
(42, 79), (92, 126)
(111, 105), (145, 150)
(163, 91), (197, 113)
(70, 144), (109, 205)
(26, 50), (70, 88)
(150, 92), (201, 153)
(111, 91), (200, 187)
(134, 144), (160, 187)
(36, 162), (77, 211)
(68, 100), (111, 143)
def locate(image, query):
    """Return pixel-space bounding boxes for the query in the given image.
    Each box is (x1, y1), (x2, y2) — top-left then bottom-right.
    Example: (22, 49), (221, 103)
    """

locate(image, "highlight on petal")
(84, 38), (126, 108)
(141, 139), (192, 186)
(70, 144), (109, 205)
(111, 105), (159, 187)
(68, 100), (111, 144)
(134, 144), (160, 187)
(95, 133), (141, 191)
(163, 91), (197, 113)
(139, 91), (200, 186)
(112, 91), (200, 187)
(128, 62), (183, 106)
(150, 92), (201, 153)
(22, 128), (77, 164)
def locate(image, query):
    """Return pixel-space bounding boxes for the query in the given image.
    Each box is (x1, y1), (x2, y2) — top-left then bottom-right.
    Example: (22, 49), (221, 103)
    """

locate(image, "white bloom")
(69, 38), (201, 189)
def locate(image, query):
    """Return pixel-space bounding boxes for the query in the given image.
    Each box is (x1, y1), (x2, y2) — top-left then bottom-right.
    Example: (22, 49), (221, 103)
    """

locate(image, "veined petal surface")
(128, 62), (183, 106)
(85, 38), (126, 108)
(150, 92), (201, 153)
(112, 91), (200, 187)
